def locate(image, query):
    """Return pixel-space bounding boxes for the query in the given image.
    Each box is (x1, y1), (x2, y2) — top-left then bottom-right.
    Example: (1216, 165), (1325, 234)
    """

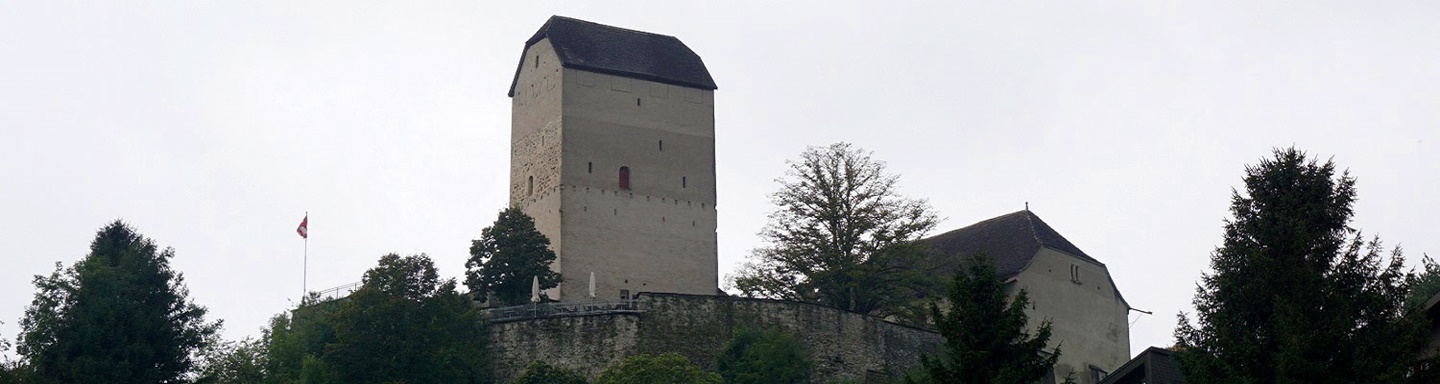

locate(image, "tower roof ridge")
(507, 15), (718, 97)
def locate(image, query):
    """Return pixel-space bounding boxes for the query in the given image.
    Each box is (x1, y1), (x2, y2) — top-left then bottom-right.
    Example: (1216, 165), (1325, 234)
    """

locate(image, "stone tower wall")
(510, 39), (718, 301)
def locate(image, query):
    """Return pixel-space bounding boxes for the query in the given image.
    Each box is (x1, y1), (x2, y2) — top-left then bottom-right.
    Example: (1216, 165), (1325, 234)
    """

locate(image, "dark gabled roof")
(920, 210), (1127, 305)
(921, 210), (1101, 278)
(507, 16), (718, 97)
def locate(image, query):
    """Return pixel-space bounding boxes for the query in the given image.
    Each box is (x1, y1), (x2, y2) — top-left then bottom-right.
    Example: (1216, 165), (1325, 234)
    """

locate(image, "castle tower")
(507, 16), (718, 301)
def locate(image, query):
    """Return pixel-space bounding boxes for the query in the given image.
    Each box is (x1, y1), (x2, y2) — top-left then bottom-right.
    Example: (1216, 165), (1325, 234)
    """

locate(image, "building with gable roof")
(922, 210), (1132, 383)
(507, 16), (719, 301)
(502, 16), (1132, 382)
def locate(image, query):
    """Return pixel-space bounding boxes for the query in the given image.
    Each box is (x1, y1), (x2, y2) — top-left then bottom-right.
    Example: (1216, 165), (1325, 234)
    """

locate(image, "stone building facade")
(507, 16), (720, 301)
(923, 210), (1132, 384)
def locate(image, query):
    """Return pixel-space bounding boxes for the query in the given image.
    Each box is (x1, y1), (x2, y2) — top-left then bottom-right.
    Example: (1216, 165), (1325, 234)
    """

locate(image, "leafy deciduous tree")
(196, 337), (266, 384)
(1174, 148), (1428, 384)
(260, 298), (340, 384)
(909, 253), (1061, 384)
(18, 221), (220, 384)
(732, 142), (940, 317)
(512, 360), (588, 384)
(323, 253), (490, 384)
(467, 207), (562, 306)
(1, 321), (32, 384)
(595, 353), (721, 384)
(716, 326), (811, 384)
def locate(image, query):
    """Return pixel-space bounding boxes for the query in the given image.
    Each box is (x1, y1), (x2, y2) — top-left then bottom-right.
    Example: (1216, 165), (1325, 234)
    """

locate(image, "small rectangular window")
(658, 140), (664, 151)
(588, 162), (593, 173)
(682, 176), (687, 188)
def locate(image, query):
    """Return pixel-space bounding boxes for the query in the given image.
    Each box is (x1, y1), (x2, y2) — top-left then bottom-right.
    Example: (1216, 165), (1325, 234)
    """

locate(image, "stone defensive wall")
(485, 292), (942, 383)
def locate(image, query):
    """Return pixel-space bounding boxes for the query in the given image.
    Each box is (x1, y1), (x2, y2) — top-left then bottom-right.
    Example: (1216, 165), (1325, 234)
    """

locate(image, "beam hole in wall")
(588, 162), (593, 173)
(527, 176), (533, 196)
(662, 216), (666, 222)
(636, 98), (641, 106)
(659, 140), (663, 151)
(682, 176), (687, 188)
(534, 55), (538, 68)
(583, 206), (587, 212)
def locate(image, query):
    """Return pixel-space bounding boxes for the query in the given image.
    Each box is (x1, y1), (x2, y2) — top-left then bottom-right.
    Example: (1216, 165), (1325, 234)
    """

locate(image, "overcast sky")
(3, 1), (1438, 358)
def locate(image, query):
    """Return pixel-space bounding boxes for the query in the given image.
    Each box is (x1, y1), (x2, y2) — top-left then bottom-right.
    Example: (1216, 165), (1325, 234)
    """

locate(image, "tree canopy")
(17, 220), (220, 384)
(910, 253), (1060, 384)
(732, 142), (939, 317)
(321, 253), (489, 384)
(595, 353), (721, 384)
(511, 360), (588, 384)
(195, 336), (266, 384)
(1174, 147), (1430, 384)
(467, 207), (562, 306)
(716, 327), (811, 384)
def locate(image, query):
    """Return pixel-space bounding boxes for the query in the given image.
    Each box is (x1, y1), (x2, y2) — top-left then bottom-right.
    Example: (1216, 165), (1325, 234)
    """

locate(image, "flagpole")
(303, 211), (308, 302)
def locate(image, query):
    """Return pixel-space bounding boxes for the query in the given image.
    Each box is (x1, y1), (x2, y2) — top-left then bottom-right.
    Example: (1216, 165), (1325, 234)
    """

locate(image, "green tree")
(595, 353), (721, 384)
(732, 142), (940, 317)
(908, 253), (1060, 384)
(259, 298), (340, 384)
(1, 321), (32, 384)
(1408, 254), (1440, 310)
(716, 327), (811, 384)
(196, 336), (266, 384)
(322, 253), (489, 384)
(512, 360), (588, 384)
(1174, 148), (1428, 384)
(17, 221), (220, 384)
(467, 207), (562, 306)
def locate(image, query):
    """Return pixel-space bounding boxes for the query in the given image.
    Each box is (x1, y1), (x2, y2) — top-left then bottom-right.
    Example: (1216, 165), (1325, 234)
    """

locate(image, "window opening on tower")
(619, 166), (631, 190)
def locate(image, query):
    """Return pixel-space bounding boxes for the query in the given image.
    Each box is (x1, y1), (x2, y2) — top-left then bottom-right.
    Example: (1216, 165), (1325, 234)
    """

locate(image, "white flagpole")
(303, 211), (308, 302)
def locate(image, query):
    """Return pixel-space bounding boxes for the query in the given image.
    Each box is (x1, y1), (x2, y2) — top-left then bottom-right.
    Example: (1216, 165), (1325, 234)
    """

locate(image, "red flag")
(296, 215), (308, 239)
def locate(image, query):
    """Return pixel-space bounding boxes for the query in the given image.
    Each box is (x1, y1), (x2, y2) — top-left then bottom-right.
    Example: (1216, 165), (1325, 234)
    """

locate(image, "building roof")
(1099, 347), (1186, 384)
(920, 210), (1126, 305)
(507, 16), (718, 97)
(1427, 291), (1440, 318)
(922, 210), (1101, 278)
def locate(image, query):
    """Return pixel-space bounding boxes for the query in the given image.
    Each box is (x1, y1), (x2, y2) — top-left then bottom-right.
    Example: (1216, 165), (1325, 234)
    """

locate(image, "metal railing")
(484, 298), (644, 323)
(312, 281), (363, 302)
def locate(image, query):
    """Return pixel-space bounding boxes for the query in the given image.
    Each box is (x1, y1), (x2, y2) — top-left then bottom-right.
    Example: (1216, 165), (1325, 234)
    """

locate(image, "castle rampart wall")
(488, 293), (941, 383)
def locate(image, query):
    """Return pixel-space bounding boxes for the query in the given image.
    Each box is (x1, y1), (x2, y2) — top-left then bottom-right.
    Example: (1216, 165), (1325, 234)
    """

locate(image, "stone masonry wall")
(488, 293), (942, 383)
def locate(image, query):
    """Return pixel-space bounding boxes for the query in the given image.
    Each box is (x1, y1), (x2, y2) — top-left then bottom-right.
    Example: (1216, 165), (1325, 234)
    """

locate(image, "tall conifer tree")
(18, 221), (219, 383)
(910, 253), (1061, 384)
(1175, 148), (1428, 384)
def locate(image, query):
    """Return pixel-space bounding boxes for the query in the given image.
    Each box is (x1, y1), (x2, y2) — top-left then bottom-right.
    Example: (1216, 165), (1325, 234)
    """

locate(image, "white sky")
(3, 1), (1438, 359)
